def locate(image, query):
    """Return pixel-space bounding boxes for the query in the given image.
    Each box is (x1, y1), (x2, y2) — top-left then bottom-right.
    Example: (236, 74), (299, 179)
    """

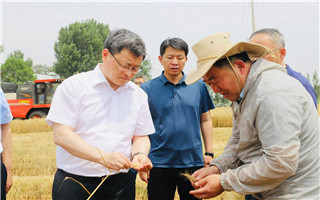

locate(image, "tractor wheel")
(29, 111), (47, 119)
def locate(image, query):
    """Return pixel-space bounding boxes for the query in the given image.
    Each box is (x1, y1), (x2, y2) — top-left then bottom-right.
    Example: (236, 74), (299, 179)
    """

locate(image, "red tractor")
(3, 79), (63, 119)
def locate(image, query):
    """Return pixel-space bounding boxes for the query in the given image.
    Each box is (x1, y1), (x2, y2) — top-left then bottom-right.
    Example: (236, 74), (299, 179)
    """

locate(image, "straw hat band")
(196, 56), (219, 63)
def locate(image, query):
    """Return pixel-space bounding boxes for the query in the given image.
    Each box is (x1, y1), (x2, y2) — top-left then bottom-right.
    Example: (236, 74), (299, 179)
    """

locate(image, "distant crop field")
(10, 107), (234, 134)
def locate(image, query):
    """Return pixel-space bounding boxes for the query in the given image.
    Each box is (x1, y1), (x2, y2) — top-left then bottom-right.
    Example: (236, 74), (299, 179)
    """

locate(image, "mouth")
(120, 77), (130, 81)
(170, 67), (180, 71)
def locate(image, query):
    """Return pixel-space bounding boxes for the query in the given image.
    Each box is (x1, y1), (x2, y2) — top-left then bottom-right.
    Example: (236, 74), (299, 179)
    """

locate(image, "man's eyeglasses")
(109, 51), (142, 74)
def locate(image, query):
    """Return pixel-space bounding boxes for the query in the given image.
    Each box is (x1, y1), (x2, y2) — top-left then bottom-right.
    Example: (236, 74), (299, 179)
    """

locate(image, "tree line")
(0, 19), (152, 85)
(0, 19), (319, 105)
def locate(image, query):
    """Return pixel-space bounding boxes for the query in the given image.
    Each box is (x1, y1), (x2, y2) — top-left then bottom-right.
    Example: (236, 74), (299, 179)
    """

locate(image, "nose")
(124, 69), (135, 77)
(172, 57), (179, 64)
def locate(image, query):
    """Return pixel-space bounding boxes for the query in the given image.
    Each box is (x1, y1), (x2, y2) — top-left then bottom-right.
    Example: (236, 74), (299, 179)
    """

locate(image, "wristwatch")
(205, 152), (214, 158)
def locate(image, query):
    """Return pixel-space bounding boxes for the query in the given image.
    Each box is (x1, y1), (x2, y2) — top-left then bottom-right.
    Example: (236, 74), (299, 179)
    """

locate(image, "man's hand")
(100, 152), (132, 171)
(138, 171), (150, 183)
(204, 155), (213, 167)
(6, 169), (12, 193)
(131, 153), (153, 172)
(189, 174), (224, 199)
(192, 165), (220, 181)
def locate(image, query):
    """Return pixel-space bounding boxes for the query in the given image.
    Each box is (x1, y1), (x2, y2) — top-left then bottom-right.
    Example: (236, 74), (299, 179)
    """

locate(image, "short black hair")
(214, 52), (251, 68)
(159, 38), (188, 57)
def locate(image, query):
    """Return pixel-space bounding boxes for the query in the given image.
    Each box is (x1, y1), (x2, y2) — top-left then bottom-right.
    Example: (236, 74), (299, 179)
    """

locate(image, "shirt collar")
(93, 64), (134, 90)
(237, 89), (244, 103)
(159, 71), (186, 85)
(93, 64), (108, 86)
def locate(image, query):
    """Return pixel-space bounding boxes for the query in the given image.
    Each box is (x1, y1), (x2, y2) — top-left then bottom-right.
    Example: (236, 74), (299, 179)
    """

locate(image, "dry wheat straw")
(180, 171), (197, 183)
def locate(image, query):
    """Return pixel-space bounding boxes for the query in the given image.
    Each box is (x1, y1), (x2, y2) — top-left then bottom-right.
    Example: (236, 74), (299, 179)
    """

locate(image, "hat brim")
(186, 42), (272, 85)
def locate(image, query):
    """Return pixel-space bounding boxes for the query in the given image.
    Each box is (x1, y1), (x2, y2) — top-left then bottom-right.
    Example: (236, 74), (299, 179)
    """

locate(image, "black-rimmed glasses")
(109, 51), (143, 74)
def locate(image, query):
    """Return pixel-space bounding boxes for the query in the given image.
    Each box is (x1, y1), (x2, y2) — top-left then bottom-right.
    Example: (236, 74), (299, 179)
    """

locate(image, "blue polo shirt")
(141, 72), (214, 168)
(286, 65), (318, 109)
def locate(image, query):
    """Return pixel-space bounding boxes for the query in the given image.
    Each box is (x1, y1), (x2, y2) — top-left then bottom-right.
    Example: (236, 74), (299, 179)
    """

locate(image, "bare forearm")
(201, 112), (213, 153)
(1, 123), (12, 171)
(131, 135), (150, 156)
(53, 123), (101, 164)
(53, 123), (132, 171)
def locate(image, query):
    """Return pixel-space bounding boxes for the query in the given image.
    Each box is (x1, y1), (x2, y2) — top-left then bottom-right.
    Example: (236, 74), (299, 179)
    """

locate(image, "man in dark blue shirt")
(249, 28), (318, 109)
(141, 38), (215, 200)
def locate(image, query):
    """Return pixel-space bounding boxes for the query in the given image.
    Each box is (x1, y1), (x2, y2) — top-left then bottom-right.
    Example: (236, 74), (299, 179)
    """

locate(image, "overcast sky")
(1, 0), (319, 78)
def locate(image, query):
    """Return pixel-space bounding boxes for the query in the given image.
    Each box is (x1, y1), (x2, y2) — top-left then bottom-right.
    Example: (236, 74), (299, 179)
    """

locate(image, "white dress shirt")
(47, 64), (155, 176)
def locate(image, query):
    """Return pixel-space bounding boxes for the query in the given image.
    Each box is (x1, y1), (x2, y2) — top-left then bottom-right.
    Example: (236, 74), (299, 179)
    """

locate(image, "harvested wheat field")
(7, 108), (245, 200)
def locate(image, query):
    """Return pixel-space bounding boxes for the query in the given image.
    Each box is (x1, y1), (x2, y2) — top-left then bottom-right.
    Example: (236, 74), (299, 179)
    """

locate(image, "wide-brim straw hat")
(186, 32), (273, 85)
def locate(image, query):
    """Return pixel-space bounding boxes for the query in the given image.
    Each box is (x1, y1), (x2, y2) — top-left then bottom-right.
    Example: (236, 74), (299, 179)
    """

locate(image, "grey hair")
(104, 28), (146, 60)
(249, 28), (285, 48)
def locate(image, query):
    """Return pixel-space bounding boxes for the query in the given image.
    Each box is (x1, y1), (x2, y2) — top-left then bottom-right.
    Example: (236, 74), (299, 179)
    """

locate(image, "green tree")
(0, 45), (4, 54)
(7, 50), (33, 68)
(54, 19), (109, 78)
(206, 84), (231, 107)
(33, 64), (54, 75)
(1, 57), (36, 84)
(8, 49), (24, 60)
(1, 49), (36, 84)
(307, 70), (320, 103)
(139, 57), (152, 80)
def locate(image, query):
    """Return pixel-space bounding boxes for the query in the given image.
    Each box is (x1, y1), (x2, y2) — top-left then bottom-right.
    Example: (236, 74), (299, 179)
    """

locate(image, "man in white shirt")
(47, 28), (155, 200)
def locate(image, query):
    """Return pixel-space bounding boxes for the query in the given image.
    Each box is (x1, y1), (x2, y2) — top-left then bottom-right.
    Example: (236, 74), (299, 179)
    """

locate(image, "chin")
(119, 79), (129, 84)
(227, 96), (237, 101)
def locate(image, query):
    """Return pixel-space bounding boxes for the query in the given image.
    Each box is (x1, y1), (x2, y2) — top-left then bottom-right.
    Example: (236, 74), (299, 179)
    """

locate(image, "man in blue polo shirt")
(140, 38), (215, 200)
(249, 28), (318, 109)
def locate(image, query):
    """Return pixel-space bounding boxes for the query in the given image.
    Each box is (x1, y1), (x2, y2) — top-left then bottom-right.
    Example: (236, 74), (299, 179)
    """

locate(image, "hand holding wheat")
(131, 152), (153, 172)
(98, 150), (131, 171)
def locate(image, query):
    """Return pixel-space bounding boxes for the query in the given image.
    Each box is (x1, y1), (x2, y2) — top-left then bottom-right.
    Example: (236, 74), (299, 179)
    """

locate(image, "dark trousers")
(52, 169), (136, 200)
(245, 194), (262, 200)
(147, 167), (202, 200)
(1, 161), (7, 200)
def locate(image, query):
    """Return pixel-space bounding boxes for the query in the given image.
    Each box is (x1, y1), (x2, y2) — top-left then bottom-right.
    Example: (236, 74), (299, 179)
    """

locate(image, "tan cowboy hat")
(186, 32), (274, 85)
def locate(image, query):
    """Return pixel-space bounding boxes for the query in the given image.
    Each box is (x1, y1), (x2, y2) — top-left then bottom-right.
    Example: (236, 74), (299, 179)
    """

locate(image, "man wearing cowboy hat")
(186, 32), (320, 199)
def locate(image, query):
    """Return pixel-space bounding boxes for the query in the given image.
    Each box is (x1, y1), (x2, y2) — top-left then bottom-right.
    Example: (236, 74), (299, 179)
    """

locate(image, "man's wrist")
(205, 152), (214, 158)
(131, 151), (147, 160)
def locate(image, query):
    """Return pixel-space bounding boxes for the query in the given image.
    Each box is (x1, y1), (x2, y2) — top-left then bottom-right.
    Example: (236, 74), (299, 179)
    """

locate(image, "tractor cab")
(16, 79), (63, 105)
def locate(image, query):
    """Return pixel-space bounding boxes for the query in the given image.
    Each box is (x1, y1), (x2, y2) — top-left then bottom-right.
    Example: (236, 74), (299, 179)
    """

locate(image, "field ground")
(7, 106), (320, 199)
(8, 126), (243, 200)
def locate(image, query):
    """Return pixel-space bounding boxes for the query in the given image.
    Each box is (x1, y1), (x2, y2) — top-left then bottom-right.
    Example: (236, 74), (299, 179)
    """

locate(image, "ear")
(158, 55), (163, 64)
(279, 48), (286, 60)
(102, 49), (109, 60)
(233, 60), (246, 74)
